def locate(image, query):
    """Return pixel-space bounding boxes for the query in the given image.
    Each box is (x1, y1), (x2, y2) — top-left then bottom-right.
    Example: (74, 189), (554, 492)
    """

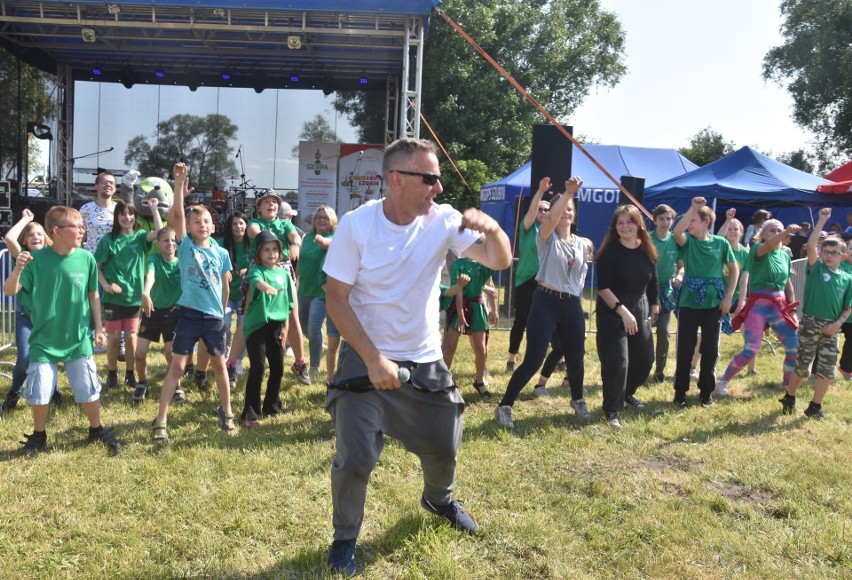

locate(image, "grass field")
(0, 327), (849, 579)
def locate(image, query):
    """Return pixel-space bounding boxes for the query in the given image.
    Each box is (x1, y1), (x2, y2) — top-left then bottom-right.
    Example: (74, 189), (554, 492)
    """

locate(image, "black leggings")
(244, 321), (285, 419)
(508, 278), (538, 355)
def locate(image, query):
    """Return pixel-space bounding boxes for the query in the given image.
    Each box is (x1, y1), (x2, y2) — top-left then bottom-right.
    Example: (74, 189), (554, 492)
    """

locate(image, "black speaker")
(619, 175), (645, 207)
(530, 124), (573, 196)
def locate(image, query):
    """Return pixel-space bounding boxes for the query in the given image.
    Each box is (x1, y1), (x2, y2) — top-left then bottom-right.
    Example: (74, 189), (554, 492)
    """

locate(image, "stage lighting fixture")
(27, 123), (53, 141)
(81, 27), (96, 43)
(287, 35), (302, 50)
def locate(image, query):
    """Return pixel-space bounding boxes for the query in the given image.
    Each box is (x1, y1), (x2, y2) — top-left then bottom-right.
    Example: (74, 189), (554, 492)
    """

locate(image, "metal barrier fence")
(790, 258), (807, 315)
(0, 248), (15, 352)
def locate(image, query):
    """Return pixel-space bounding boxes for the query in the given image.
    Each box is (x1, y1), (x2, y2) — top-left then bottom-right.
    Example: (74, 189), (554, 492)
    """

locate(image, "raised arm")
(673, 197), (706, 247)
(3, 209), (35, 258)
(459, 209), (512, 271)
(717, 208), (736, 240)
(808, 208), (831, 266)
(539, 176), (583, 241)
(145, 198), (164, 241)
(3, 251), (31, 296)
(756, 223), (800, 258)
(522, 177), (551, 231)
(169, 163), (188, 240)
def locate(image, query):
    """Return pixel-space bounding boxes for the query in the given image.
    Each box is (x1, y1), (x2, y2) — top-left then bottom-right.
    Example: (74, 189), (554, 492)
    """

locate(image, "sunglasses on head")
(391, 169), (441, 186)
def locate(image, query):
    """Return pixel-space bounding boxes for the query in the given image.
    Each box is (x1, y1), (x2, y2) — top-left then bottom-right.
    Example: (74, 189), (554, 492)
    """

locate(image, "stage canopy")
(480, 144), (697, 253)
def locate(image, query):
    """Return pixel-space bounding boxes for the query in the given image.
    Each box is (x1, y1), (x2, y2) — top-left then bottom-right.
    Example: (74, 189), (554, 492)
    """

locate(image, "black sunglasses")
(391, 169), (441, 186)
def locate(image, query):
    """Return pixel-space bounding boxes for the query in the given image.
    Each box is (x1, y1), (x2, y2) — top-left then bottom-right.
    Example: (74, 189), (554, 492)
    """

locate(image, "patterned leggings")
(721, 296), (798, 385)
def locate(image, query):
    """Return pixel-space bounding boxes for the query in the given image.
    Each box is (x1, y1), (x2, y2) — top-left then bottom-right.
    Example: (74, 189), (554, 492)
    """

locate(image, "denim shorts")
(172, 307), (227, 356)
(25, 357), (101, 405)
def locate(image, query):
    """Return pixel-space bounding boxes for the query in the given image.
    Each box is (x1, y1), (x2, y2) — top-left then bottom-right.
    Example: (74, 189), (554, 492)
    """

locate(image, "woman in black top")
(595, 205), (659, 428)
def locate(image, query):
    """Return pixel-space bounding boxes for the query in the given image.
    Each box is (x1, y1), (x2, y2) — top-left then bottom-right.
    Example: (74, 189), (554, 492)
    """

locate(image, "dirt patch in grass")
(705, 480), (776, 504)
(638, 454), (701, 472)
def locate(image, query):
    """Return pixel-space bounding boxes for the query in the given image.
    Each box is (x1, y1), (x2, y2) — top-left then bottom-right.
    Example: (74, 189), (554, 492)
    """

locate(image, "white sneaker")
(235, 363), (246, 377)
(285, 346), (294, 358)
(714, 380), (730, 397)
(532, 386), (550, 398)
(690, 366), (699, 379)
(494, 405), (514, 428)
(607, 412), (622, 429)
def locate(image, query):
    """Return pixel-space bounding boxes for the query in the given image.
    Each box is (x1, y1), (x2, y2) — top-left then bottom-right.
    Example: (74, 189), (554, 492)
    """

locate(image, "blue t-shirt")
(176, 235), (232, 317)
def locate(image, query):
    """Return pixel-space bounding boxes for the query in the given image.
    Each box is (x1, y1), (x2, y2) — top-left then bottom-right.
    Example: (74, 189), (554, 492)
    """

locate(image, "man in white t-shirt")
(79, 172), (117, 254)
(323, 138), (511, 575)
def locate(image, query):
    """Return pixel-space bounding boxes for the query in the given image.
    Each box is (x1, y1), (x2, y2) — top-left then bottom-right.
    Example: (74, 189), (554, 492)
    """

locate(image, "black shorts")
(103, 304), (142, 321)
(138, 306), (178, 343)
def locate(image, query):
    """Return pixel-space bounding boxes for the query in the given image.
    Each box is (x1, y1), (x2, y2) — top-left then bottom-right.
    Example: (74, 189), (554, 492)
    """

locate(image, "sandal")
(474, 382), (491, 398)
(216, 406), (237, 436)
(151, 419), (168, 445)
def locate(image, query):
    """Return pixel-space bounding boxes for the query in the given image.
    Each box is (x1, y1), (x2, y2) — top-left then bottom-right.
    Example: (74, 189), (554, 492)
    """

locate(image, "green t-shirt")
(248, 217), (297, 259)
(19, 248), (97, 363)
(515, 222), (540, 287)
(228, 242), (251, 298)
(803, 260), (852, 319)
(679, 234), (736, 309)
(298, 232), (333, 299)
(243, 264), (294, 339)
(746, 243), (791, 292)
(451, 257), (493, 297)
(651, 230), (679, 282)
(146, 254), (181, 309)
(94, 229), (150, 307)
(839, 260), (852, 276)
(725, 245), (749, 299)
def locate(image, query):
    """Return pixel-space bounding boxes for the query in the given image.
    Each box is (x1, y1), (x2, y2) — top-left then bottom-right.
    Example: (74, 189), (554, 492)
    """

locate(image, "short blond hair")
(45, 206), (82, 235)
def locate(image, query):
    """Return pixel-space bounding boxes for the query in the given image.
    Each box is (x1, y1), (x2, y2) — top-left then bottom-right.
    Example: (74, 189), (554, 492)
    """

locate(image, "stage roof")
(0, 0), (441, 91)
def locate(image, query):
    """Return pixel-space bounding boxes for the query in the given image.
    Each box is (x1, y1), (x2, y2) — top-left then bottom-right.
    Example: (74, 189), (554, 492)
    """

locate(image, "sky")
(571, 0), (811, 154)
(65, 0), (811, 190)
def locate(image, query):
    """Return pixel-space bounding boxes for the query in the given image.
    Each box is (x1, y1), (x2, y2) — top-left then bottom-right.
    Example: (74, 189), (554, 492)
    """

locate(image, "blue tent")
(480, 144), (698, 254)
(644, 146), (852, 227)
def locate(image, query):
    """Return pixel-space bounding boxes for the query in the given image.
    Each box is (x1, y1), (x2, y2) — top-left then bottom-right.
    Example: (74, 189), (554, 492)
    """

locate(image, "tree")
(776, 148), (814, 173)
(679, 127), (736, 167)
(335, 0), (627, 208)
(763, 0), (852, 164)
(124, 113), (238, 188)
(290, 114), (341, 158)
(0, 49), (54, 182)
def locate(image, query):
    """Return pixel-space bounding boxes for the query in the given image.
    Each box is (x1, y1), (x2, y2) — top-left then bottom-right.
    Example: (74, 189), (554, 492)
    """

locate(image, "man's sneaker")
(173, 387), (187, 404)
(804, 401), (825, 421)
(839, 368), (852, 381)
(494, 405), (514, 428)
(532, 385), (550, 398)
(195, 370), (209, 392)
(506, 360), (515, 372)
(570, 398), (590, 419)
(327, 539), (357, 576)
(132, 380), (148, 402)
(51, 390), (64, 408)
(183, 362), (195, 379)
(310, 367), (320, 382)
(20, 431), (46, 454)
(104, 372), (118, 391)
(652, 372), (665, 383)
(673, 393), (687, 409)
(625, 395), (645, 409)
(125, 371), (136, 389)
(420, 494), (478, 534)
(700, 393), (715, 408)
(714, 380), (730, 397)
(292, 362), (311, 385)
(0, 393), (20, 412)
(227, 364), (236, 388)
(88, 425), (122, 455)
(689, 366), (699, 379)
(779, 393), (796, 415)
(606, 412), (622, 429)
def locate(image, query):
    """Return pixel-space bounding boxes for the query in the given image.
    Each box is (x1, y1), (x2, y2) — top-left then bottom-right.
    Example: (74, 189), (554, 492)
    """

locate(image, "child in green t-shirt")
(671, 197), (738, 407)
(133, 227), (181, 402)
(3, 206), (120, 454)
(781, 208), (852, 420)
(650, 204), (678, 382)
(240, 230), (294, 426)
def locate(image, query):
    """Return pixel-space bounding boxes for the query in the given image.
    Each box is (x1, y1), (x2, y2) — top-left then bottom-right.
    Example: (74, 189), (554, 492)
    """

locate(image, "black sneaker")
(195, 370), (209, 392)
(0, 393), (20, 412)
(700, 393), (715, 408)
(104, 372), (119, 391)
(88, 425), (121, 455)
(327, 539), (357, 576)
(673, 393), (687, 409)
(124, 371), (136, 389)
(132, 380), (148, 402)
(652, 372), (665, 383)
(506, 360), (515, 372)
(227, 364), (236, 388)
(779, 393), (796, 415)
(20, 431), (47, 454)
(183, 362), (195, 379)
(804, 401), (825, 421)
(625, 395), (645, 409)
(420, 494), (478, 534)
(51, 390), (65, 408)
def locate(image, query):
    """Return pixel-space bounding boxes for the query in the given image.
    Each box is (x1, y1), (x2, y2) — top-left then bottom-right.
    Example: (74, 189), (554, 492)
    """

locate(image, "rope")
(436, 9), (652, 220)
(419, 111), (477, 199)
